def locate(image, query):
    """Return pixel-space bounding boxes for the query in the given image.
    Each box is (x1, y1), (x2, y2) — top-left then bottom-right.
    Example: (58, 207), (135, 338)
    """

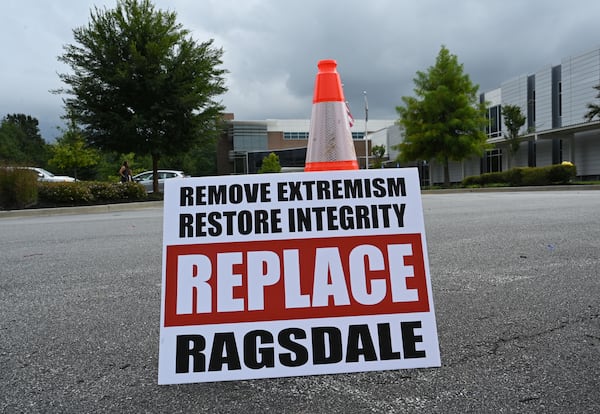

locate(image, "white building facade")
(428, 46), (600, 184)
(221, 47), (600, 182)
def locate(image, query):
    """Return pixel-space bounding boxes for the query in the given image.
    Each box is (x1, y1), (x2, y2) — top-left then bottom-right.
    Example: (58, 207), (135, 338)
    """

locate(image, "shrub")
(258, 152), (282, 173)
(518, 167), (547, 186)
(480, 171), (506, 186)
(113, 182), (147, 200)
(0, 167), (38, 209)
(462, 163), (577, 188)
(86, 181), (118, 200)
(147, 191), (164, 201)
(504, 168), (523, 186)
(38, 182), (94, 205)
(37, 181), (146, 206)
(462, 175), (481, 186)
(87, 181), (146, 201)
(548, 163), (576, 184)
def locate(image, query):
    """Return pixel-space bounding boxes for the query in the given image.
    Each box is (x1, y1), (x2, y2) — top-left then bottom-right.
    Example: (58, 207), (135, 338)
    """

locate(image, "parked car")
(132, 170), (188, 193)
(25, 167), (76, 182)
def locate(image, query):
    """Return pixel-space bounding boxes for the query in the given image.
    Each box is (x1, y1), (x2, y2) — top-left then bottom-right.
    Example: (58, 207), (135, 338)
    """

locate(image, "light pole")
(363, 91), (369, 169)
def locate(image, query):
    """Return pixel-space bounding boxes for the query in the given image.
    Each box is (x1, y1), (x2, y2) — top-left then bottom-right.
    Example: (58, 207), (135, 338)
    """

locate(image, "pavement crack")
(519, 396), (541, 403)
(489, 313), (600, 355)
(445, 312), (600, 366)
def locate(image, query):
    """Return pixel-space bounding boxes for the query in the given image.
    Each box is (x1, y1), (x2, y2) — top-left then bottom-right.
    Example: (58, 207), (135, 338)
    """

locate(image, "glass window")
(486, 105), (502, 138)
(283, 132), (309, 140)
(485, 149), (502, 173)
(558, 82), (562, 117)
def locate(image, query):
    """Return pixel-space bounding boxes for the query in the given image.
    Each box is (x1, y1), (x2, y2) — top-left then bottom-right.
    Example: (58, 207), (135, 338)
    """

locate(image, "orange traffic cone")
(304, 59), (359, 172)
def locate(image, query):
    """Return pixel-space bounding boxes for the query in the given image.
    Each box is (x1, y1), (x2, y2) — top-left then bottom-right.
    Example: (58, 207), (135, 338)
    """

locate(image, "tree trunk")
(443, 156), (450, 188)
(152, 153), (160, 193)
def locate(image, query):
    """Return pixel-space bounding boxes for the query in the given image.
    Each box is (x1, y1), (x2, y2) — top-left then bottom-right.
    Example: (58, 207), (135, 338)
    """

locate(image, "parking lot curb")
(0, 201), (164, 219)
(1, 185), (598, 219)
(421, 184), (600, 194)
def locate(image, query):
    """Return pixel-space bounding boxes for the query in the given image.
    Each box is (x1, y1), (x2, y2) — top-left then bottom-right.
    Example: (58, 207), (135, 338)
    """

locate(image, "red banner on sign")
(164, 233), (429, 327)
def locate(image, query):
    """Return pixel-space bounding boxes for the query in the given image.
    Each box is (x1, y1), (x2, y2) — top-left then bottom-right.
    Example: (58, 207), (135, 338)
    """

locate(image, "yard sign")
(158, 168), (440, 384)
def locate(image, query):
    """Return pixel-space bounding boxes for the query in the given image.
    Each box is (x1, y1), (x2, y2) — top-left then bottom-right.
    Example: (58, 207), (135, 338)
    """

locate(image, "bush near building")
(463, 163), (577, 187)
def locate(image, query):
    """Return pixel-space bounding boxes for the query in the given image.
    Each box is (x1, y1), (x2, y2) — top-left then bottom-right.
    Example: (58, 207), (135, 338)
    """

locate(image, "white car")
(132, 170), (188, 193)
(25, 167), (76, 182)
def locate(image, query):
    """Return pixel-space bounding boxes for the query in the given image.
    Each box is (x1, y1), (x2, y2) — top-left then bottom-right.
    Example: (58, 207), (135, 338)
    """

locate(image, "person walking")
(119, 161), (132, 183)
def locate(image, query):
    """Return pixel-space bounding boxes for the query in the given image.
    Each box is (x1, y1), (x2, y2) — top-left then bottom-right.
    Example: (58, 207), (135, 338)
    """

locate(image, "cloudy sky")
(2, 0), (600, 140)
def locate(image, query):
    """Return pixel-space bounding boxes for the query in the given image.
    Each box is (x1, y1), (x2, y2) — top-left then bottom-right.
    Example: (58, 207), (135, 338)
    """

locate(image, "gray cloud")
(2, 0), (600, 140)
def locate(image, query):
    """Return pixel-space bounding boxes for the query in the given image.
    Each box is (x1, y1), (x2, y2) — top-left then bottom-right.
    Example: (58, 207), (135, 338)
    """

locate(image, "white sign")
(158, 168), (440, 384)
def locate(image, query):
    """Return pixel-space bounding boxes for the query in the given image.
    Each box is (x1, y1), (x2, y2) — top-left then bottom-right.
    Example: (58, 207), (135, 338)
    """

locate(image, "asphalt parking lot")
(1, 189), (599, 413)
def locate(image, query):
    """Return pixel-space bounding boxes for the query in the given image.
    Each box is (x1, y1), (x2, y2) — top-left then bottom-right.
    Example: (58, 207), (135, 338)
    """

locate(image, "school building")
(217, 46), (600, 183)
(216, 116), (399, 175)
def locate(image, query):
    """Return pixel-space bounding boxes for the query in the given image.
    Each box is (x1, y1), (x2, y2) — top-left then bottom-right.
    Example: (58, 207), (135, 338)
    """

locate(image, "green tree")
(0, 114), (49, 165)
(56, 0), (227, 192)
(258, 152), (281, 173)
(396, 46), (489, 187)
(48, 121), (100, 180)
(95, 151), (150, 182)
(163, 137), (217, 176)
(585, 84), (600, 121)
(371, 144), (386, 168)
(501, 104), (526, 168)
(0, 122), (24, 163)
